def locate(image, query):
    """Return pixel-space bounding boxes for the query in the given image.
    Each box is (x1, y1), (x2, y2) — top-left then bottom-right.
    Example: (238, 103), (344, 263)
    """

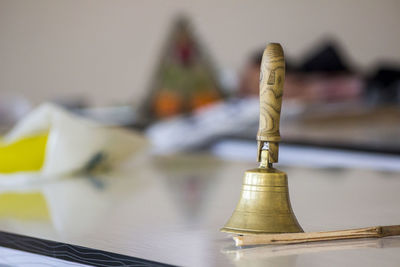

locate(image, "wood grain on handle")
(257, 43), (285, 163)
(233, 225), (400, 246)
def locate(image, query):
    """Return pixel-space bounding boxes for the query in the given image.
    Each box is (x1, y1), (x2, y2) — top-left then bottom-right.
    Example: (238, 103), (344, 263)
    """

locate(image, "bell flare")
(221, 167), (303, 235)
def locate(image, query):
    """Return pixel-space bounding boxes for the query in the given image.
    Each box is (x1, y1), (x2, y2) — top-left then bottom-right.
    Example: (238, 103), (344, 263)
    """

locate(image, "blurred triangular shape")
(138, 16), (224, 125)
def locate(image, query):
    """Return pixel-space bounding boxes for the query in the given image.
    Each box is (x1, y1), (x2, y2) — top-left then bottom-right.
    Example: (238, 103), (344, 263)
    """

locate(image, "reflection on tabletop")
(222, 237), (400, 266)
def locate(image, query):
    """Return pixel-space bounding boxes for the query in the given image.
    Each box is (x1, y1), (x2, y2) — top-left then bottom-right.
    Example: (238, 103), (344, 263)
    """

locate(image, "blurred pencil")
(233, 225), (400, 246)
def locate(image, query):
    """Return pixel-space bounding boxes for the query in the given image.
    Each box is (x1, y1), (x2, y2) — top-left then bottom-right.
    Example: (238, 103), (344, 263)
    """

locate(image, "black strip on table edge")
(0, 230), (175, 267)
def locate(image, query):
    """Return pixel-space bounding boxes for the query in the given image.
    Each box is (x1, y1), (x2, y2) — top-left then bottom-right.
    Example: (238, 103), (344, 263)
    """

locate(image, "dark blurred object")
(137, 16), (224, 127)
(366, 66), (400, 104)
(299, 42), (352, 73)
(238, 41), (363, 103)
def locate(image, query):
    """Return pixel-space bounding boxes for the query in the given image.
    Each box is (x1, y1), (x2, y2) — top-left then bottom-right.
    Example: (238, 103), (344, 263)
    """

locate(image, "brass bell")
(221, 150), (303, 234)
(221, 43), (303, 235)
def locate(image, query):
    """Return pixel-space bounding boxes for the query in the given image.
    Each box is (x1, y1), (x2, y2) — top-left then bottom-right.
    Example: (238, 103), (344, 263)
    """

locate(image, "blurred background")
(1, 0), (400, 167)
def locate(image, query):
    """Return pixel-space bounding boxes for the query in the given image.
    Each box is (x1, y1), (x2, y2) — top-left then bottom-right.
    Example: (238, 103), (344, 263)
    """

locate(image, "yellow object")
(0, 192), (49, 220)
(0, 133), (48, 173)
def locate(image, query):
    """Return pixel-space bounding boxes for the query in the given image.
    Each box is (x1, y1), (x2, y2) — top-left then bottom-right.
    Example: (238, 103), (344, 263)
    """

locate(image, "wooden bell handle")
(256, 43), (285, 163)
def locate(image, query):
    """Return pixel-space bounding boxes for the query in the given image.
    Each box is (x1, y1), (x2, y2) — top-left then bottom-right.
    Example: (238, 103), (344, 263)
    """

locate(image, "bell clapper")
(259, 146), (272, 169)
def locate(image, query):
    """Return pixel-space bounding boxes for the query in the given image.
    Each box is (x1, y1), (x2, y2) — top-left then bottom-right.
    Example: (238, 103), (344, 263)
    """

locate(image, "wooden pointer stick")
(233, 225), (400, 246)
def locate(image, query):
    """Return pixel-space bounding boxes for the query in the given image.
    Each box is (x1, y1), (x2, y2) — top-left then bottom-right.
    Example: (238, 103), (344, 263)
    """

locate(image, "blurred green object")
(139, 16), (224, 123)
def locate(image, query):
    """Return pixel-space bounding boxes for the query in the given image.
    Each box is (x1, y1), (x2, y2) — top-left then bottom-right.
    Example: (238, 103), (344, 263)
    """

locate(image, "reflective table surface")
(1, 153), (400, 266)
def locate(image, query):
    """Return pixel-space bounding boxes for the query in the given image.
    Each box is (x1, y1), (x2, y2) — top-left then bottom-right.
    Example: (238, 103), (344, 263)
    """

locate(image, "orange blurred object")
(152, 90), (183, 118)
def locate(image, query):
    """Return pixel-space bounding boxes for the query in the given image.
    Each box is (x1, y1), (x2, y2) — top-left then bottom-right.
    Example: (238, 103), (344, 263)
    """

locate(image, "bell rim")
(220, 226), (304, 235)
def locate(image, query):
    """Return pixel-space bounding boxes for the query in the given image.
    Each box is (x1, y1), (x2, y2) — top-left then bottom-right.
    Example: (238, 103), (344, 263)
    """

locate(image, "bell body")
(221, 167), (303, 235)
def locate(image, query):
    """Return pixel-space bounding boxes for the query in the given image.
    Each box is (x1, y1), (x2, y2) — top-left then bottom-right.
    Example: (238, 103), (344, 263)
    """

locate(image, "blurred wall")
(0, 0), (399, 106)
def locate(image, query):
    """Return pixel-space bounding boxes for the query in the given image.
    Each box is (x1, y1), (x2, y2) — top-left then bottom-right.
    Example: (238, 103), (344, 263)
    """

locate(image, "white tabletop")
(0, 152), (399, 266)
